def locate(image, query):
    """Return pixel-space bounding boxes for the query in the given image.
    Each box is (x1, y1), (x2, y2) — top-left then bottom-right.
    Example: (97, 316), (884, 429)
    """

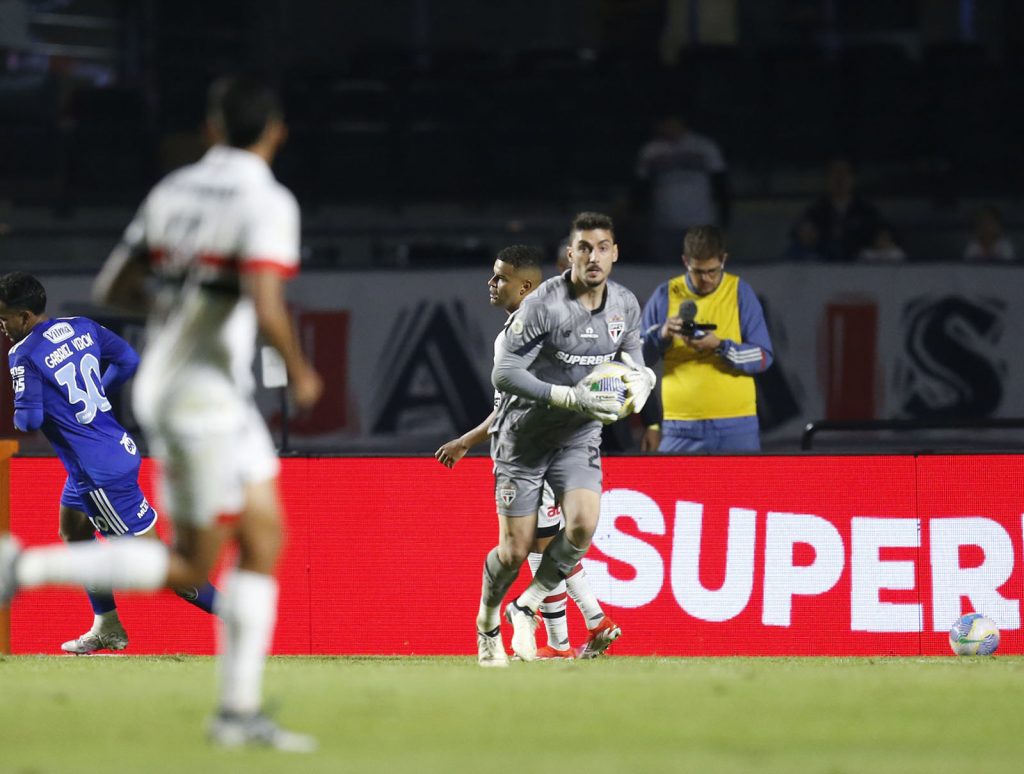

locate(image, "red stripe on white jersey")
(199, 253), (297, 278)
(148, 250), (297, 278)
(239, 259), (299, 278)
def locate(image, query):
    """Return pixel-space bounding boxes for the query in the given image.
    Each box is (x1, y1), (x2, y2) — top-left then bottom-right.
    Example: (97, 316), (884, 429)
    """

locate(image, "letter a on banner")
(372, 303), (492, 434)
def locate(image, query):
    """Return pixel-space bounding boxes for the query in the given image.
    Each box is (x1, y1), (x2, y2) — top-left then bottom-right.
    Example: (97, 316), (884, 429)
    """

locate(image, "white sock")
(528, 553), (569, 649)
(516, 579), (548, 614)
(477, 602), (500, 633)
(566, 563), (605, 629)
(216, 569), (277, 715)
(92, 610), (123, 634)
(16, 540), (169, 591)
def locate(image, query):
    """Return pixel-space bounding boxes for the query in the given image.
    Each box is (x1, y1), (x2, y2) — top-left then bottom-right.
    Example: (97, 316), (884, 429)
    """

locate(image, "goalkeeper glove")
(620, 352), (657, 412)
(550, 375), (621, 425)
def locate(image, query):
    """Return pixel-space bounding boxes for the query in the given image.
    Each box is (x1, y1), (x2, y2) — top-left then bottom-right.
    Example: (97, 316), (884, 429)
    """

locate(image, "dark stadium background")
(3, 0), (1024, 659)
(2, 0), (1023, 455)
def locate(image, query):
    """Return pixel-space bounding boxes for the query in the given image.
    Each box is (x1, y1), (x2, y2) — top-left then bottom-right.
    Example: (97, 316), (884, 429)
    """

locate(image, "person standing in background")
(640, 225), (772, 452)
(635, 114), (730, 263)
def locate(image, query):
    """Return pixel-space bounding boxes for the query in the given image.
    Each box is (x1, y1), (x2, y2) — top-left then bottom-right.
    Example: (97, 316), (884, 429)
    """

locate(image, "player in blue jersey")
(0, 271), (218, 653)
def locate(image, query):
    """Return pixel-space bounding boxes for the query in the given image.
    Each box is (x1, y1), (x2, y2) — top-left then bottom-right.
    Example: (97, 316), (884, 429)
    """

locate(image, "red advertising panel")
(8, 455), (1024, 656)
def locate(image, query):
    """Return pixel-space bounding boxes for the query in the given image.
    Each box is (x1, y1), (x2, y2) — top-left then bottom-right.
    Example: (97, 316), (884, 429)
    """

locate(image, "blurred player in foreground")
(1, 76), (322, 752)
(435, 246), (621, 663)
(478, 212), (654, 663)
(0, 272), (218, 654)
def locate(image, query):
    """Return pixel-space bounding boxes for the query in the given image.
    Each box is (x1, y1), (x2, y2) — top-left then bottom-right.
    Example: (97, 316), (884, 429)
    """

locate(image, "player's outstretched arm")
(93, 244), (150, 314)
(435, 410), (495, 469)
(245, 271), (323, 410)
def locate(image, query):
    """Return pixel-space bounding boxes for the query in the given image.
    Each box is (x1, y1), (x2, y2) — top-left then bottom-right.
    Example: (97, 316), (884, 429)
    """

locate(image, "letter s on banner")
(587, 489), (665, 609)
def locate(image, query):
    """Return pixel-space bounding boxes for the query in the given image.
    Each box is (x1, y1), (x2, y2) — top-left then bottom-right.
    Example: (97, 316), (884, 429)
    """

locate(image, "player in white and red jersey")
(0, 76), (322, 752)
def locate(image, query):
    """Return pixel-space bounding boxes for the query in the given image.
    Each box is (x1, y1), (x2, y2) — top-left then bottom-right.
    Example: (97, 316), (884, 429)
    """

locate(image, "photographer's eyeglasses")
(687, 265), (723, 279)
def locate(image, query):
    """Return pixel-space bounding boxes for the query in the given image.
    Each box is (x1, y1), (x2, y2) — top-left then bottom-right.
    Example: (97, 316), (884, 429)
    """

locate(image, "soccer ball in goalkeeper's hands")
(949, 613), (1000, 656)
(587, 361), (635, 421)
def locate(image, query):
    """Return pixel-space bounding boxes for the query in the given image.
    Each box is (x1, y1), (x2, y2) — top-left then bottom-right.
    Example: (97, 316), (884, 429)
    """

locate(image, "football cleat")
(208, 710), (317, 753)
(535, 645), (574, 660)
(174, 586), (200, 602)
(61, 628), (129, 655)
(574, 616), (622, 659)
(0, 534), (21, 605)
(477, 628), (509, 668)
(504, 601), (538, 662)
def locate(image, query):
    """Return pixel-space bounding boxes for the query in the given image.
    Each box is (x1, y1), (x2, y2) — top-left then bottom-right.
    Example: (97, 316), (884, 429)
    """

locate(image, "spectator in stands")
(635, 114), (730, 263)
(781, 217), (827, 262)
(792, 157), (881, 262)
(857, 222), (907, 263)
(964, 205), (1016, 262)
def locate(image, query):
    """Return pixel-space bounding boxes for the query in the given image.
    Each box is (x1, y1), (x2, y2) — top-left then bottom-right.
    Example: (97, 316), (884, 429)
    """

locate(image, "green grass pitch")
(2, 654), (1023, 773)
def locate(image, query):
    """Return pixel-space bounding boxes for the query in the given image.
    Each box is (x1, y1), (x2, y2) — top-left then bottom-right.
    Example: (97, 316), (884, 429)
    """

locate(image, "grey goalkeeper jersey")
(491, 272), (644, 443)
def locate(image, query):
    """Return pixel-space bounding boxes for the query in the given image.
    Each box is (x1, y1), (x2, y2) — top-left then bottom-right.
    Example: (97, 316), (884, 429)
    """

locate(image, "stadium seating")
(3, 40), (1023, 212)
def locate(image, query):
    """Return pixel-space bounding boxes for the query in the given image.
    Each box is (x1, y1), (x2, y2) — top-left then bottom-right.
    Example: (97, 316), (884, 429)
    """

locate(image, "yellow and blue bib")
(662, 272), (756, 420)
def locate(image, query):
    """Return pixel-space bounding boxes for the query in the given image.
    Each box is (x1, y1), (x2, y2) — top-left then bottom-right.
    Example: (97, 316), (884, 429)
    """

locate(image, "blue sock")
(87, 588), (117, 615)
(175, 582), (219, 615)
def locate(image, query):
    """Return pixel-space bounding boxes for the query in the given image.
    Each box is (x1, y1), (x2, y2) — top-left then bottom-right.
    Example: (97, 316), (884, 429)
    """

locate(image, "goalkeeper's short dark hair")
(570, 212), (615, 239)
(207, 75), (282, 148)
(0, 271), (47, 314)
(496, 245), (543, 270)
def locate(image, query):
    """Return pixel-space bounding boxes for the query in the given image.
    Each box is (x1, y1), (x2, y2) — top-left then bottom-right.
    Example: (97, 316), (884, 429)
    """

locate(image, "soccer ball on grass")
(948, 613), (1000, 656)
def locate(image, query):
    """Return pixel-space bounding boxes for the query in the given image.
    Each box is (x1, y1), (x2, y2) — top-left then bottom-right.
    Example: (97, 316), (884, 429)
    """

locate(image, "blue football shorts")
(60, 476), (158, 538)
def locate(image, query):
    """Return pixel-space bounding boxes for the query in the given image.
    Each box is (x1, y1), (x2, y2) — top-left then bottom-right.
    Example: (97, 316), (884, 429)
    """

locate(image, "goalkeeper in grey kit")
(477, 212), (655, 664)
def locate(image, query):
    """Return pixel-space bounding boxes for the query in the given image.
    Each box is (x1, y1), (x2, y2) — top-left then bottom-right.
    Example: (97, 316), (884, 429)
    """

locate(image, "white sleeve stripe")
(726, 349), (763, 363)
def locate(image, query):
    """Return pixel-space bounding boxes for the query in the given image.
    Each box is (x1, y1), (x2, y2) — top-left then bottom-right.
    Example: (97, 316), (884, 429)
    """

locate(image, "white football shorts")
(136, 373), (279, 527)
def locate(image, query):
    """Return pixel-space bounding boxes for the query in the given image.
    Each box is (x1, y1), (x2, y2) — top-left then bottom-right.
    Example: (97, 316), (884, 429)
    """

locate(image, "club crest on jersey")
(43, 322), (75, 344)
(120, 432), (137, 455)
(608, 318), (625, 342)
(498, 487), (516, 506)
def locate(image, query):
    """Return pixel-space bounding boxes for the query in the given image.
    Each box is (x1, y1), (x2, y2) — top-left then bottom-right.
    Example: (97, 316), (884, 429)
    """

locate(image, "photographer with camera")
(639, 225), (773, 452)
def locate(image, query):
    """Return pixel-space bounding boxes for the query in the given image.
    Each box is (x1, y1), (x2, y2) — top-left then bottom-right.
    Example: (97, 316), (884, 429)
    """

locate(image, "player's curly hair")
(496, 245), (543, 270)
(683, 225), (725, 261)
(0, 272), (47, 315)
(570, 212), (615, 239)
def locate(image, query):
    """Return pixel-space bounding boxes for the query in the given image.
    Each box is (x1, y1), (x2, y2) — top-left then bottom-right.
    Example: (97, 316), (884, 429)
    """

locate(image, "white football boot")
(61, 626), (129, 654)
(476, 629), (509, 668)
(208, 711), (317, 753)
(504, 601), (538, 662)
